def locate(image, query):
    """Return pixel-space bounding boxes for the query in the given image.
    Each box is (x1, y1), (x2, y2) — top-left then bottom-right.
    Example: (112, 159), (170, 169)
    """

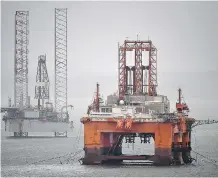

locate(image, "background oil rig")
(1, 9), (73, 137)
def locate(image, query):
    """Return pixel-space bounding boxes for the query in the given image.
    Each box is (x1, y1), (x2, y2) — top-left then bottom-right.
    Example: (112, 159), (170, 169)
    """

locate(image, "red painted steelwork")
(118, 39), (157, 98)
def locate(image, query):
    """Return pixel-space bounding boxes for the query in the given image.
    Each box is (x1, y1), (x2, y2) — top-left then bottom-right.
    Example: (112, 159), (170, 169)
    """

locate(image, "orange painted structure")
(80, 38), (196, 166)
(81, 110), (195, 165)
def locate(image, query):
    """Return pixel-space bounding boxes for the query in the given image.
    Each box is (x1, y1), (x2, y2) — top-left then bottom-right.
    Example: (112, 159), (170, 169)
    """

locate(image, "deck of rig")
(80, 38), (218, 166)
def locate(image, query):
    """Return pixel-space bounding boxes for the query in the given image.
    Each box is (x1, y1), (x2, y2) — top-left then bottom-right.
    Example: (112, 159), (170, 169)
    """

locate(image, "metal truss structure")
(14, 11), (29, 108)
(118, 40), (157, 98)
(55, 8), (68, 120)
(35, 55), (50, 109)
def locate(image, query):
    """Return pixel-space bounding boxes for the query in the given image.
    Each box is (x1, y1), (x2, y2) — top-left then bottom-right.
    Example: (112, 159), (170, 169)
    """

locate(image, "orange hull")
(81, 116), (194, 165)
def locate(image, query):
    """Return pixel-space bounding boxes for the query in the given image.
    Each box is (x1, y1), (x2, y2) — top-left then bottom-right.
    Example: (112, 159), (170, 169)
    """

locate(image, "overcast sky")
(1, 1), (218, 126)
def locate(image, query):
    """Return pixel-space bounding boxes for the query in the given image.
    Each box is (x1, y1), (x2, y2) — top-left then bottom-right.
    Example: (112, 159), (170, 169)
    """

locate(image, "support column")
(182, 131), (192, 164)
(101, 133), (112, 155)
(82, 124), (102, 164)
(154, 124), (173, 166)
(54, 131), (68, 137)
(173, 132), (184, 165)
(14, 119), (28, 137)
(83, 145), (103, 165)
(100, 133), (123, 164)
(154, 147), (173, 165)
(14, 132), (28, 137)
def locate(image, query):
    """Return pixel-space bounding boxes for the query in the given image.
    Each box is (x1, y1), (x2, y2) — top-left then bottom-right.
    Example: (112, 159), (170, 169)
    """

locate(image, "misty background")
(1, 1), (218, 130)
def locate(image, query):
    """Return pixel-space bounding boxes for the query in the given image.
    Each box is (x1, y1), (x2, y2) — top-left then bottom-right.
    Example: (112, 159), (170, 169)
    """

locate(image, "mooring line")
(30, 123), (83, 165)
(63, 123), (83, 164)
(192, 150), (218, 167)
(30, 148), (83, 165)
(192, 129), (217, 167)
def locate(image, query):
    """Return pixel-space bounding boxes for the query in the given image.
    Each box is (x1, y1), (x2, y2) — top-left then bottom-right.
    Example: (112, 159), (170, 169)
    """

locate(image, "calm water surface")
(1, 121), (218, 177)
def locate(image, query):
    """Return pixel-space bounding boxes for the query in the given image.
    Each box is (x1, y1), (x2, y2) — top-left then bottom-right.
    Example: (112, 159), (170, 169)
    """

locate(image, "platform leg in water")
(82, 146), (103, 165)
(153, 127), (173, 166)
(13, 132), (28, 137)
(154, 147), (173, 166)
(54, 131), (68, 137)
(182, 131), (192, 164)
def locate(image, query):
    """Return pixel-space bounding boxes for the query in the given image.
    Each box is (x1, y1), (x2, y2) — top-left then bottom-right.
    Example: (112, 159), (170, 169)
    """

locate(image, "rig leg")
(13, 132), (28, 137)
(82, 147), (103, 165)
(82, 133), (123, 165)
(154, 147), (173, 166)
(14, 132), (17, 137)
(178, 150), (184, 165)
(153, 126), (173, 166)
(182, 132), (192, 164)
(182, 142), (192, 164)
(173, 133), (185, 165)
(13, 120), (27, 137)
(54, 132), (67, 137)
(24, 132), (28, 137)
(182, 150), (192, 164)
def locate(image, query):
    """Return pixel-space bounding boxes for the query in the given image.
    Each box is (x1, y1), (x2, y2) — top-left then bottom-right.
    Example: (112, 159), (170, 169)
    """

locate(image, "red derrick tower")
(118, 39), (158, 99)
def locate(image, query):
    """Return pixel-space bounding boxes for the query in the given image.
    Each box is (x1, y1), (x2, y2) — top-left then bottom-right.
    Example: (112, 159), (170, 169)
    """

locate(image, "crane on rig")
(87, 83), (104, 114)
(176, 88), (189, 114)
(176, 88), (218, 129)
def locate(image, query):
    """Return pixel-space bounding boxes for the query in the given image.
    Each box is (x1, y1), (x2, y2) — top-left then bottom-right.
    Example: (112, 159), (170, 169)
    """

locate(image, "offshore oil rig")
(1, 9), (73, 137)
(81, 39), (218, 165)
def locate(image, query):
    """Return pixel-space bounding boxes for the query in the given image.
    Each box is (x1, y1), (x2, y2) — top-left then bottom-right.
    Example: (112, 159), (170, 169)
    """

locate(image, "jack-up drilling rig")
(1, 9), (73, 137)
(80, 38), (218, 166)
(2, 54), (73, 137)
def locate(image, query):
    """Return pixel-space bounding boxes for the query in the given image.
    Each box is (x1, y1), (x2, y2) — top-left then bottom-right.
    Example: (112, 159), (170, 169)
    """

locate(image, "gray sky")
(1, 1), (218, 125)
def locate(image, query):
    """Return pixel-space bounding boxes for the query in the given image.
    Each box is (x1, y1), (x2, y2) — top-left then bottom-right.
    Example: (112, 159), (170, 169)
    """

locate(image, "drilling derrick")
(14, 11), (29, 108)
(55, 8), (68, 121)
(35, 55), (49, 109)
(118, 40), (157, 99)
